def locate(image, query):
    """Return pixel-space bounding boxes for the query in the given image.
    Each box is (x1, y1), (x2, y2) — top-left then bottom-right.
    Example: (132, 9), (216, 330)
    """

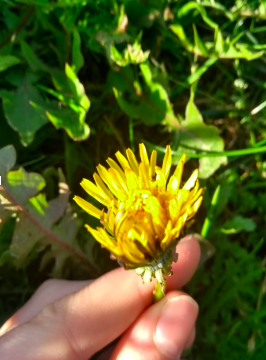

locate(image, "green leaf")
(0, 72), (48, 146)
(170, 24), (194, 53)
(177, 2), (218, 30)
(5, 168), (45, 204)
(32, 64), (90, 141)
(214, 29), (264, 60)
(0, 153), (45, 232)
(72, 29), (84, 73)
(21, 40), (48, 72)
(171, 24), (264, 60)
(46, 108), (90, 141)
(193, 24), (209, 57)
(221, 215), (256, 234)
(112, 64), (179, 127)
(0, 161), (86, 272)
(0, 145), (16, 177)
(177, 83), (227, 178)
(10, 174), (69, 264)
(0, 55), (21, 72)
(65, 63), (90, 113)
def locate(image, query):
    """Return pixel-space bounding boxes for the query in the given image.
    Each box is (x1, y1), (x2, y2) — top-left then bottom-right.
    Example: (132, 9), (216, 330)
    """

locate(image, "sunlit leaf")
(221, 215), (256, 234)
(176, 83), (227, 178)
(0, 55), (21, 72)
(112, 63), (179, 127)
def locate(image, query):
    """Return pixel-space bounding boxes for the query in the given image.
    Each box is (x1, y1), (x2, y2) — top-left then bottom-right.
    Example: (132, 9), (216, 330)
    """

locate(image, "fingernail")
(154, 295), (198, 359)
(179, 235), (195, 243)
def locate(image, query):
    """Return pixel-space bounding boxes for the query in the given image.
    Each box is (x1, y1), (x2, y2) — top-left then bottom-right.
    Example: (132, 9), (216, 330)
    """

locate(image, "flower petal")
(162, 145), (172, 184)
(73, 196), (102, 219)
(80, 178), (110, 206)
(183, 169), (199, 190)
(115, 151), (131, 171)
(126, 148), (139, 176)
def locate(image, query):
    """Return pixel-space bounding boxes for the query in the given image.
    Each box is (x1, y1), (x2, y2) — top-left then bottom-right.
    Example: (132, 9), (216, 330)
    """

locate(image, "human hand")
(0, 235), (200, 360)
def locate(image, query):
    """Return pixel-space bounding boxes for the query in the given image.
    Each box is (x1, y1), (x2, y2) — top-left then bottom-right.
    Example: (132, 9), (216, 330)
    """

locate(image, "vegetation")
(0, 0), (266, 358)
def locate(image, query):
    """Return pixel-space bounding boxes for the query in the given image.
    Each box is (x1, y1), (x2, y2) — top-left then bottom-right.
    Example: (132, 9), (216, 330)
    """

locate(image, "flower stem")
(153, 280), (165, 302)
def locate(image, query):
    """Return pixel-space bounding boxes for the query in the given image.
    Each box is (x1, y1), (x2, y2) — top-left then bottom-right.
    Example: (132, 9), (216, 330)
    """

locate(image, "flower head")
(74, 144), (204, 292)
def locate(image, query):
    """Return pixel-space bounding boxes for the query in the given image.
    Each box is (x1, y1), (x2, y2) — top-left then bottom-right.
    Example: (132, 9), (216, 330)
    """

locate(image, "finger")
(0, 280), (91, 336)
(110, 292), (198, 360)
(184, 326), (196, 350)
(1, 234), (199, 337)
(166, 234), (201, 291)
(0, 235), (200, 360)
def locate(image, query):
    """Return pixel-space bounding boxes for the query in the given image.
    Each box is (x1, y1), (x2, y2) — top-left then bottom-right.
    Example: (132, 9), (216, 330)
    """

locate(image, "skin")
(0, 235), (200, 360)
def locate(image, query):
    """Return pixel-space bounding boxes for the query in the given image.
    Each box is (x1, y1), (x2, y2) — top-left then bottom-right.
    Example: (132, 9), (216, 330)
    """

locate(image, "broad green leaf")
(221, 215), (256, 234)
(0, 145), (16, 177)
(21, 40), (48, 72)
(72, 29), (84, 73)
(5, 168), (45, 204)
(46, 108), (90, 141)
(177, 83), (227, 178)
(0, 153), (45, 231)
(10, 175), (69, 263)
(9, 170), (83, 273)
(0, 165), (82, 272)
(112, 64), (179, 127)
(0, 55), (21, 72)
(0, 73), (48, 146)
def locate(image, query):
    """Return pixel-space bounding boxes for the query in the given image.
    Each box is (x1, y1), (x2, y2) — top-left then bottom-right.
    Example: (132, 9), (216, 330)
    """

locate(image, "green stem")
(145, 142), (266, 158)
(153, 280), (165, 303)
(201, 185), (221, 238)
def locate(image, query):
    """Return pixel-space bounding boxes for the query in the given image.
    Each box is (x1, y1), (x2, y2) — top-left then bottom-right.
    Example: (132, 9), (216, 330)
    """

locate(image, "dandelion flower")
(74, 144), (204, 295)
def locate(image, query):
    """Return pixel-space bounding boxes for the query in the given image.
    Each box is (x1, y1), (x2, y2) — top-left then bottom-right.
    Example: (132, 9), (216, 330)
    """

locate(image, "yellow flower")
(74, 144), (204, 292)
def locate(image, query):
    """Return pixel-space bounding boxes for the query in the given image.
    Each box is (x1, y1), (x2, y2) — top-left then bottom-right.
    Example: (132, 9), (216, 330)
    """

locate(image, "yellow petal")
(139, 143), (150, 187)
(97, 164), (124, 200)
(139, 162), (150, 189)
(150, 150), (157, 181)
(108, 167), (129, 196)
(167, 153), (186, 192)
(126, 148), (139, 176)
(73, 196), (102, 219)
(93, 173), (115, 202)
(80, 178), (110, 206)
(125, 168), (139, 191)
(162, 145), (172, 184)
(183, 169), (199, 190)
(85, 224), (122, 257)
(187, 196), (203, 220)
(115, 151), (131, 171)
(106, 157), (127, 182)
(119, 240), (144, 265)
